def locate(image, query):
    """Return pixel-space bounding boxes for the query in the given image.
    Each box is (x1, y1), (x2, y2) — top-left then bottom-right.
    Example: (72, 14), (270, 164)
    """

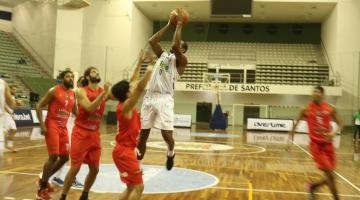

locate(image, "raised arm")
(122, 64), (154, 116)
(149, 20), (171, 57)
(171, 8), (188, 75)
(76, 83), (111, 113)
(130, 50), (146, 83)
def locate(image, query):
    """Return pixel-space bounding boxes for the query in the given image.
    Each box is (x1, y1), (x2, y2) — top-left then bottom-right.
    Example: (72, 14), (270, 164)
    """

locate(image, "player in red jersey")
(290, 86), (343, 200)
(111, 50), (154, 200)
(60, 67), (111, 200)
(35, 70), (76, 200)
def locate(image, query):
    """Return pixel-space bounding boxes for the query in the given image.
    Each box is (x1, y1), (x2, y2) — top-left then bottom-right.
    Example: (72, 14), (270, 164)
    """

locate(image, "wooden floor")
(1, 124), (360, 200)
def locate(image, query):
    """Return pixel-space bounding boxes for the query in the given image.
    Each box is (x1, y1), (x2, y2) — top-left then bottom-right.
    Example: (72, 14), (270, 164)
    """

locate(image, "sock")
(60, 194), (67, 200)
(7, 140), (13, 148)
(167, 150), (174, 157)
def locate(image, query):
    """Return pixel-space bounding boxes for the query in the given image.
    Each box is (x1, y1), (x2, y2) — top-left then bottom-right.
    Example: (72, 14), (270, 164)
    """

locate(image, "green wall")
(153, 22), (321, 44)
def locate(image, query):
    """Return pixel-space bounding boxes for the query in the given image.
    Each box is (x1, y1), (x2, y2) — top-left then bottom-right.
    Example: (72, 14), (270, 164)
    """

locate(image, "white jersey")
(0, 79), (5, 116)
(147, 52), (179, 96)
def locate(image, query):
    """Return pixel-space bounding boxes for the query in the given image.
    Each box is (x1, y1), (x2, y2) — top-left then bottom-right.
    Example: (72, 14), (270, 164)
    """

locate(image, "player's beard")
(313, 99), (321, 105)
(64, 81), (74, 89)
(90, 76), (101, 84)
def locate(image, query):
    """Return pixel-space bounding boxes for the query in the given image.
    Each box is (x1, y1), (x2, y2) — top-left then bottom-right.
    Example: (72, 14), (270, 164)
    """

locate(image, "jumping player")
(111, 50), (154, 200)
(137, 8), (188, 170)
(289, 86), (342, 200)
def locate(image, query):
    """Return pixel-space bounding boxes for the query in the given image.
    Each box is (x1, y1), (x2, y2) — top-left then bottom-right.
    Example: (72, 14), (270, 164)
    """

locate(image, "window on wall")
(211, 0), (252, 16)
(246, 70), (256, 83)
(0, 11), (12, 21)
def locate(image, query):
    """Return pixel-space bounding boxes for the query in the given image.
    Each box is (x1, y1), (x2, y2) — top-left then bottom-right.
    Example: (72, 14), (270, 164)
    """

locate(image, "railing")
(11, 27), (53, 78)
(320, 39), (341, 86)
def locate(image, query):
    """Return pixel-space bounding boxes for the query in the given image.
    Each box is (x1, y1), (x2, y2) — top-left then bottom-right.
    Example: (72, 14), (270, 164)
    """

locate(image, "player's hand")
(40, 124), (47, 136)
(138, 49), (146, 63)
(104, 82), (112, 93)
(175, 8), (184, 23)
(324, 131), (335, 141)
(146, 51), (157, 65)
(15, 99), (24, 107)
(135, 148), (141, 157)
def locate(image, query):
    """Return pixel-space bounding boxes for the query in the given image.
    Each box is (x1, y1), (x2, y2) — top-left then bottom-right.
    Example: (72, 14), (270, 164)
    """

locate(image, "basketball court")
(1, 125), (360, 199)
(1, 0), (360, 199)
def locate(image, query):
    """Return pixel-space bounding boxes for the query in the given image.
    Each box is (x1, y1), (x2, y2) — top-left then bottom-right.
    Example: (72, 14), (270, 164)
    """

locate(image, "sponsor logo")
(13, 113), (31, 121)
(253, 122), (286, 128)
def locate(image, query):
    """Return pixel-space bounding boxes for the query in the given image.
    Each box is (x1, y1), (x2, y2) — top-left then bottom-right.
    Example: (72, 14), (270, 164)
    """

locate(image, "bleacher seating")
(0, 30), (52, 103)
(20, 77), (55, 98)
(152, 41), (330, 86)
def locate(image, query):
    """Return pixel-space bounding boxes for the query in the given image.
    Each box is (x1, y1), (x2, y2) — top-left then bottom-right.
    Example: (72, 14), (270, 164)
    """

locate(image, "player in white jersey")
(3, 85), (22, 152)
(0, 79), (17, 154)
(137, 8), (188, 170)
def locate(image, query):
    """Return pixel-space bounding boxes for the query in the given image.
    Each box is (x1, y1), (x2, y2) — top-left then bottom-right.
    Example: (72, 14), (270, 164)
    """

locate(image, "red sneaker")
(36, 189), (52, 200)
(37, 178), (55, 193)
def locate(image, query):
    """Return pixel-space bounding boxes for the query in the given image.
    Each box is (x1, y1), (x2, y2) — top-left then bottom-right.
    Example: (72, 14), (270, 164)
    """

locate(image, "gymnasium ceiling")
(134, 0), (337, 23)
(0, 0), (27, 7)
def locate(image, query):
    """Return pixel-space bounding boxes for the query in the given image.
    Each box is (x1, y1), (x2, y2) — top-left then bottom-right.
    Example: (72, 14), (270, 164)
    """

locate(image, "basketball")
(170, 9), (189, 26)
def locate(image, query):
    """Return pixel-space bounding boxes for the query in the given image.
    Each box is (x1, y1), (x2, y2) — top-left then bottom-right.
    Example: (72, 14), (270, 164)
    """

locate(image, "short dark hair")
(181, 40), (188, 52)
(314, 85), (324, 94)
(111, 80), (130, 102)
(59, 70), (73, 80)
(82, 67), (97, 86)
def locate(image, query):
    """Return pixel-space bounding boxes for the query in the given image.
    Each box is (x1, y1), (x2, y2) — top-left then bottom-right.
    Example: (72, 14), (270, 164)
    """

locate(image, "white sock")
(167, 150), (174, 157)
(7, 140), (13, 148)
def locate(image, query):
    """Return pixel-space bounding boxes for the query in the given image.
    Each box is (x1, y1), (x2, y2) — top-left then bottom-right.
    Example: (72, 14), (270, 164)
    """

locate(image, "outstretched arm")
(171, 8), (188, 76)
(122, 63), (155, 117)
(149, 20), (172, 57)
(130, 50), (146, 83)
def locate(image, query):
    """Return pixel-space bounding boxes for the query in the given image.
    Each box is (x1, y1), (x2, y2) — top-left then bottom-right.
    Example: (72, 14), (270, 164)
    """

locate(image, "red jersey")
(75, 86), (106, 131)
(115, 103), (141, 148)
(305, 101), (334, 143)
(45, 85), (75, 127)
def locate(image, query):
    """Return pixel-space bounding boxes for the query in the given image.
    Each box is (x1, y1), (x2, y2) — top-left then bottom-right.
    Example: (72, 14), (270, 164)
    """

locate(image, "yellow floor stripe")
(248, 182), (253, 200)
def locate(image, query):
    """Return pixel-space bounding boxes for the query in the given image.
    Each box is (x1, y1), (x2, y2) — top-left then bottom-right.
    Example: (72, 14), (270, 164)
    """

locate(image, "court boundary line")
(3, 144), (45, 152)
(2, 170), (360, 197)
(292, 142), (360, 193)
(212, 186), (360, 197)
(107, 141), (266, 155)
